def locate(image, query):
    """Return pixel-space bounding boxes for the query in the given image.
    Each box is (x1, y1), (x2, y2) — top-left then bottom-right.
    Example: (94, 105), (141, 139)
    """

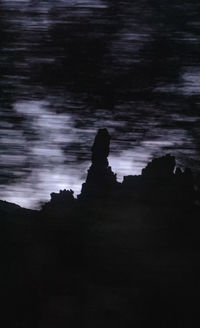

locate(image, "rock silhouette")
(42, 189), (75, 213)
(79, 128), (118, 200)
(141, 154), (176, 178)
(122, 154), (196, 205)
(39, 128), (196, 208)
(0, 129), (199, 328)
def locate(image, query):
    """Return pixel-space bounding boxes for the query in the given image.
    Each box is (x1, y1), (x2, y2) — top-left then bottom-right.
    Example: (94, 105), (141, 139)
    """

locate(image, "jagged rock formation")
(0, 129), (200, 328)
(79, 128), (118, 200)
(122, 155), (196, 205)
(40, 129), (196, 209)
(42, 189), (75, 213)
(142, 154), (176, 178)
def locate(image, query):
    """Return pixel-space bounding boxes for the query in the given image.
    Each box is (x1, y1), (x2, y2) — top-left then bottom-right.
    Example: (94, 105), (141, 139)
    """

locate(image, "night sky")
(0, 0), (200, 208)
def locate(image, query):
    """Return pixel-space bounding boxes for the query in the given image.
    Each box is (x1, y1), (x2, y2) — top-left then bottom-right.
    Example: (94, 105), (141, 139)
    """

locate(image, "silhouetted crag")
(122, 154), (196, 205)
(42, 189), (75, 214)
(79, 128), (119, 201)
(78, 129), (196, 207)
(1, 129), (200, 328)
(38, 128), (197, 210)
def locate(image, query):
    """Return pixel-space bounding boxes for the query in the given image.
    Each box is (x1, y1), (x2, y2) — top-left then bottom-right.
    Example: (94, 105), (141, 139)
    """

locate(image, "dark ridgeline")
(42, 128), (197, 210)
(1, 129), (200, 327)
(42, 189), (75, 214)
(122, 154), (195, 205)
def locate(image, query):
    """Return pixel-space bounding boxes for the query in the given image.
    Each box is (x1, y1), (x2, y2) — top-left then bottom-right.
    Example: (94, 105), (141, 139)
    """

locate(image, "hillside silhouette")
(0, 129), (200, 327)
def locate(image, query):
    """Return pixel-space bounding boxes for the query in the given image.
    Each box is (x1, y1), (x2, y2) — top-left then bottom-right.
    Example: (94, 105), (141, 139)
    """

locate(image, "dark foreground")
(0, 129), (200, 327)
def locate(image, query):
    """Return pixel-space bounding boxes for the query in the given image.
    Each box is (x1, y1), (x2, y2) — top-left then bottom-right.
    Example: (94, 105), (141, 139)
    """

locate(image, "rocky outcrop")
(0, 130), (199, 328)
(141, 154), (176, 178)
(39, 129), (197, 209)
(122, 155), (196, 205)
(79, 128), (118, 200)
(42, 189), (75, 213)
